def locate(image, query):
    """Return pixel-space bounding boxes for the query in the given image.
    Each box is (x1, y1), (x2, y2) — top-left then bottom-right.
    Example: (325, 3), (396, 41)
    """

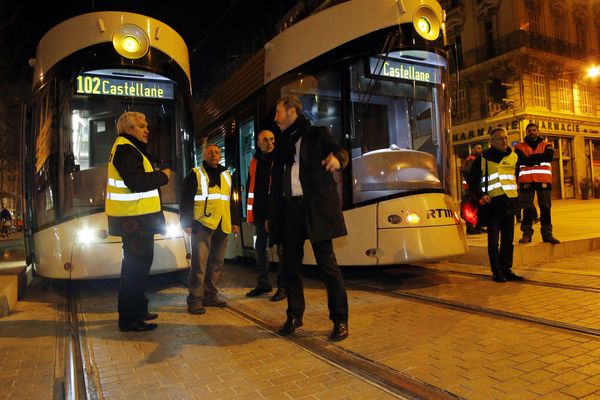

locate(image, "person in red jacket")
(514, 123), (560, 244)
(462, 144), (484, 234)
(245, 129), (286, 301)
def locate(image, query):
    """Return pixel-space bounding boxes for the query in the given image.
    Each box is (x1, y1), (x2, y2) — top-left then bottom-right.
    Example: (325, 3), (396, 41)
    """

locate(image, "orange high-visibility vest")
(515, 140), (553, 184)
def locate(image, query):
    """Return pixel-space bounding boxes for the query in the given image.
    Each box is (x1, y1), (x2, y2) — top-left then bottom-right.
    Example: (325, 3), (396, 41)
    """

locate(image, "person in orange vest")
(106, 111), (172, 332)
(179, 144), (240, 315)
(515, 123), (560, 244)
(462, 144), (484, 234)
(245, 129), (286, 301)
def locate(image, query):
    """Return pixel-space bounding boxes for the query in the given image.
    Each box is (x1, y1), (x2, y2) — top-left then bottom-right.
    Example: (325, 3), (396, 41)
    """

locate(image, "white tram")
(22, 12), (194, 278)
(197, 0), (468, 266)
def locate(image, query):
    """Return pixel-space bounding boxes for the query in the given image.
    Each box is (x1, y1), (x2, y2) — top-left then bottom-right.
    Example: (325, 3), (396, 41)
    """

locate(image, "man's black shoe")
(492, 275), (506, 283)
(518, 235), (532, 244)
(543, 236), (560, 244)
(330, 322), (349, 342)
(270, 289), (286, 302)
(278, 317), (302, 335)
(504, 272), (524, 281)
(143, 312), (158, 321)
(246, 286), (273, 297)
(119, 321), (158, 332)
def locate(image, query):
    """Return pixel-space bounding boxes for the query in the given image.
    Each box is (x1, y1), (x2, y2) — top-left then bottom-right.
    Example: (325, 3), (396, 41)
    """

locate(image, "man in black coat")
(106, 111), (172, 332)
(269, 96), (349, 342)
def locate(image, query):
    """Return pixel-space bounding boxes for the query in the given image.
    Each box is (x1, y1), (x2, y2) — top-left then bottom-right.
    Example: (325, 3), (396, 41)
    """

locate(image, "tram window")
(279, 68), (342, 142)
(349, 55), (441, 159)
(239, 118), (255, 218)
(32, 95), (57, 227)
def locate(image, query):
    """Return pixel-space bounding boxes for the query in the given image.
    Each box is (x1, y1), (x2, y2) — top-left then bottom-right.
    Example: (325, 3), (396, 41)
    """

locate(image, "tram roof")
(31, 11), (191, 90)
(264, 0), (444, 83)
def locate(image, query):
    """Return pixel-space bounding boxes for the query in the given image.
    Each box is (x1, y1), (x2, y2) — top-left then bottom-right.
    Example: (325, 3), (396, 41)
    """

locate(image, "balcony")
(462, 30), (589, 68)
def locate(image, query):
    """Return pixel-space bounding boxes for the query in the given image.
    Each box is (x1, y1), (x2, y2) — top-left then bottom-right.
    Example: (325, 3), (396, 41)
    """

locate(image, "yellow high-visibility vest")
(106, 136), (161, 216)
(480, 153), (518, 198)
(193, 166), (232, 233)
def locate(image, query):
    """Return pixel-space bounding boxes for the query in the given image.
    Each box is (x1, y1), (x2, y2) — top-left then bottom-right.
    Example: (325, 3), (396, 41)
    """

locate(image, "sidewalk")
(452, 199), (600, 267)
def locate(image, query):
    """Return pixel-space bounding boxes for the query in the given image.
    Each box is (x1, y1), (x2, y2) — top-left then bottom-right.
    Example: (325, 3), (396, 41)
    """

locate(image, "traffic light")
(488, 79), (507, 103)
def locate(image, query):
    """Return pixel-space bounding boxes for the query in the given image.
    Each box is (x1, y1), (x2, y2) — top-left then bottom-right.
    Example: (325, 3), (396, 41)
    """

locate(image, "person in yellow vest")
(179, 144), (240, 314)
(466, 127), (524, 283)
(106, 111), (172, 332)
(245, 129), (286, 301)
(515, 123), (560, 244)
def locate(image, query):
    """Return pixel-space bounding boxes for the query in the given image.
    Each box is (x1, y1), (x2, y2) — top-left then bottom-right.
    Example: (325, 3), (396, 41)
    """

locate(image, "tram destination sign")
(76, 74), (174, 99)
(369, 57), (441, 84)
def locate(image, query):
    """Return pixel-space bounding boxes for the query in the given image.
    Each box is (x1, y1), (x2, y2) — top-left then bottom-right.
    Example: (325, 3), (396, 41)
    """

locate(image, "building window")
(576, 20), (588, 49)
(557, 79), (572, 112)
(484, 80), (502, 115)
(532, 73), (547, 108)
(581, 83), (593, 115)
(452, 88), (467, 121)
(483, 20), (495, 57)
(528, 8), (541, 35)
(553, 15), (566, 41)
(455, 35), (464, 69)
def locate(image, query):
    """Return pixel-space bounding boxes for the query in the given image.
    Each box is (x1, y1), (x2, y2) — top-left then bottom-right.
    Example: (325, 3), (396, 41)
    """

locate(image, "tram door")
(239, 116), (255, 251)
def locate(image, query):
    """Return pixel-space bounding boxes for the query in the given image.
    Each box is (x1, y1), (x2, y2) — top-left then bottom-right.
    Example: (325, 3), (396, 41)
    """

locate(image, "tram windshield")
(31, 68), (192, 224)
(276, 49), (448, 205)
(349, 50), (446, 162)
(348, 49), (448, 203)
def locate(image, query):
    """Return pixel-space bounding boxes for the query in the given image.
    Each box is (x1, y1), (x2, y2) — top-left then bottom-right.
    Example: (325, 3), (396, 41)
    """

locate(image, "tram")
(22, 12), (194, 279)
(197, 0), (468, 266)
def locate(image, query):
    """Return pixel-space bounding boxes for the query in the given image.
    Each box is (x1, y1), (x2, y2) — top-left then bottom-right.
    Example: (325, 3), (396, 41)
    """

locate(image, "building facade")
(444, 0), (600, 200)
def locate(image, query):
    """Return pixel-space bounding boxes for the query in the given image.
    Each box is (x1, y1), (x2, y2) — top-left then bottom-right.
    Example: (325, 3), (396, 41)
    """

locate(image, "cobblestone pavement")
(0, 279), (62, 400)
(1, 250), (599, 399)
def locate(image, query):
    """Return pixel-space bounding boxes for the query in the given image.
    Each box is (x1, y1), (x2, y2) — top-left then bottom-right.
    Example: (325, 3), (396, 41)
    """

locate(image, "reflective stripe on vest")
(480, 152), (518, 198)
(246, 158), (258, 223)
(192, 166), (232, 233)
(515, 140), (553, 183)
(105, 136), (161, 217)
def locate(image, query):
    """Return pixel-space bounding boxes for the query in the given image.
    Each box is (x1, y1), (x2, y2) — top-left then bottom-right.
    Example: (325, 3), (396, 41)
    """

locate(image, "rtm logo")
(427, 208), (453, 219)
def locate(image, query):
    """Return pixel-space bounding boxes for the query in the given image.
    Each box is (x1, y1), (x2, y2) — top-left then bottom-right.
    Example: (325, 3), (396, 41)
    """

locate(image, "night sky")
(0, 0), (297, 97)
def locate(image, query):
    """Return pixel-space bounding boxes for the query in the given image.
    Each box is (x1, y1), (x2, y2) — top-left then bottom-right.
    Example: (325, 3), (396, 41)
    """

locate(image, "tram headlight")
(77, 227), (95, 244)
(413, 7), (440, 41)
(112, 24), (149, 59)
(164, 223), (182, 238)
(406, 213), (421, 224)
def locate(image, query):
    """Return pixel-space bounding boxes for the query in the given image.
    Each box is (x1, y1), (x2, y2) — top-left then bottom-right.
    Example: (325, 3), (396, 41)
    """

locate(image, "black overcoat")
(269, 116), (348, 244)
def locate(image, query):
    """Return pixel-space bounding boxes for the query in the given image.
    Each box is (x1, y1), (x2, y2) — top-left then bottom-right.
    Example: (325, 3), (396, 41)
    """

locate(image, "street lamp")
(586, 65), (600, 79)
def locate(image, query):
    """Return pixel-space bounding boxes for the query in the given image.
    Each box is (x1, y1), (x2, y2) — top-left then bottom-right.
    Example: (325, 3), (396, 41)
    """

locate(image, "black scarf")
(281, 114), (309, 166)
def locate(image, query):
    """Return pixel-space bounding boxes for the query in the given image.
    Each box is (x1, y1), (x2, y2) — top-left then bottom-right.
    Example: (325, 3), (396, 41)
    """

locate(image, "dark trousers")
(119, 233), (154, 325)
(486, 196), (515, 276)
(519, 187), (552, 238)
(254, 218), (271, 288)
(254, 218), (285, 289)
(282, 198), (348, 323)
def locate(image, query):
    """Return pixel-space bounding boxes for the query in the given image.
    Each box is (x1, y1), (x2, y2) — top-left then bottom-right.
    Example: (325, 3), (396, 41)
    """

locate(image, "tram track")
(54, 281), (100, 400)
(224, 301), (462, 400)
(400, 264), (600, 293)
(343, 278), (600, 338)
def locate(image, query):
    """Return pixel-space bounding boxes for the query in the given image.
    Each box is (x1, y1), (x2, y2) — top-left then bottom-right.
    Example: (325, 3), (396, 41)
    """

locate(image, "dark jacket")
(466, 146), (518, 214)
(246, 150), (274, 221)
(179, 161), (240, 233)
(269, 115), (348, 244)
(107, 134), (168, 236)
